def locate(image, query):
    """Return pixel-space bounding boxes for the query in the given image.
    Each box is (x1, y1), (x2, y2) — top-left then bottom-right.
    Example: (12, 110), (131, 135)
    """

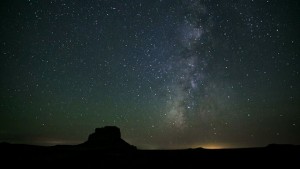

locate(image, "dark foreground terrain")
(0, 143), (299, 168)
(1, 127), (299, 167)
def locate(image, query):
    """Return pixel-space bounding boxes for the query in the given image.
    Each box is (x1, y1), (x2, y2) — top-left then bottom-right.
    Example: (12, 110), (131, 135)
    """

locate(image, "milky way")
(162, 1), (223, 131)
(0, 0), (299, 149)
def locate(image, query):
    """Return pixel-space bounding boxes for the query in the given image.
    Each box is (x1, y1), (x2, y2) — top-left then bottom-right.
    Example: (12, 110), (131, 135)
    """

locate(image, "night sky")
(0, 0), (299, 149)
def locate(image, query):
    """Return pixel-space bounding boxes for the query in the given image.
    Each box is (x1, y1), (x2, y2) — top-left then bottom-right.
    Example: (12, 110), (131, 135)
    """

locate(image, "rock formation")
(80, 126), (136, 150)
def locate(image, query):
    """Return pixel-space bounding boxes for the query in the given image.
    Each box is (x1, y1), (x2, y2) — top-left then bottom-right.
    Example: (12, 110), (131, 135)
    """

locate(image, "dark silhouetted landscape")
(1, 126), (299, 168)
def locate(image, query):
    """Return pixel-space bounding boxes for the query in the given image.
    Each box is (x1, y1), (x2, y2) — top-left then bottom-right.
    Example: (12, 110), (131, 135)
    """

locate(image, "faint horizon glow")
(30, 138), (82, 146)
(201, 144), (228, 149)
(189, 143), (237, 149)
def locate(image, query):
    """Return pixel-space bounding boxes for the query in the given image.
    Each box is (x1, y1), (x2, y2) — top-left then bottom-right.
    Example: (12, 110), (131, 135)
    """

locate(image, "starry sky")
(0, 0), (299, 149)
